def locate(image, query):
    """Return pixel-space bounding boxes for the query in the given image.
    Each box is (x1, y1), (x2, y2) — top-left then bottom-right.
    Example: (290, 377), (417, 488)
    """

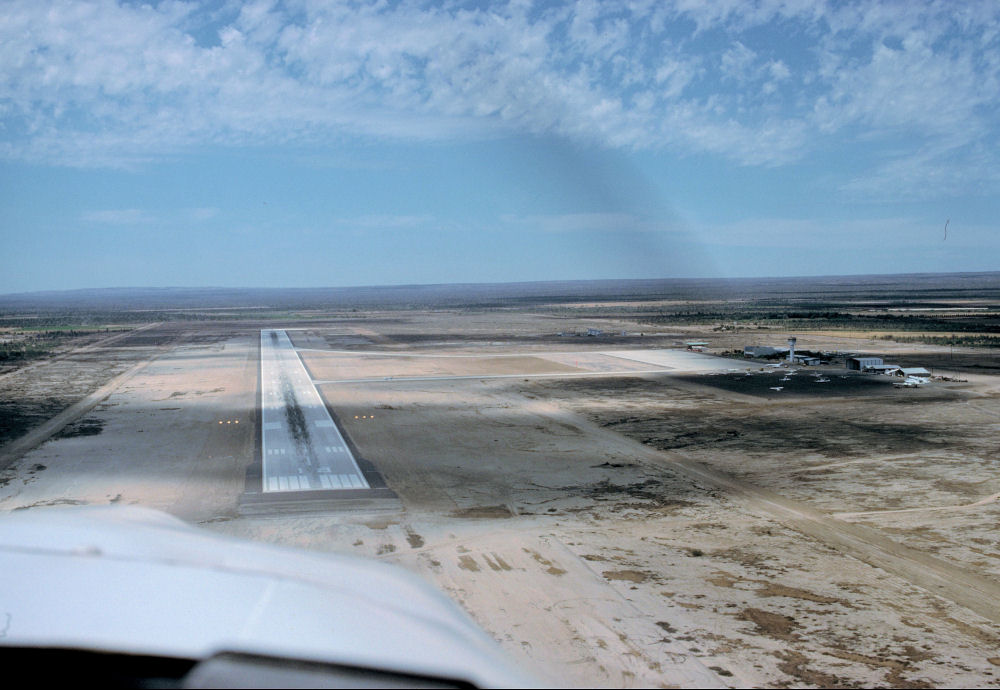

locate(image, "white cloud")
(187, 207), (220, 221)
(696, 215), (1000, 271)
(839, 141), (1000, 200)
(335, 214), (434, 230)
(81, 207), (227, 226)
(768, 60), (790, 81)
(814, 32), (994, 139)
(720, 41), (757, 81)
(0, 0), (998, 195)
(80, 208), (154, 225)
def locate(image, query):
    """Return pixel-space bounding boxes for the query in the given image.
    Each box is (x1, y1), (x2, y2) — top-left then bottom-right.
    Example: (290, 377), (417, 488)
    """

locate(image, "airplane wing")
(0, 506), (535, 688)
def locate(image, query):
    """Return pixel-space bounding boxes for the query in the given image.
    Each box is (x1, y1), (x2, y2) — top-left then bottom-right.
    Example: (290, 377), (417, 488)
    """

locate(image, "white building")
(793, 355), (822, 366)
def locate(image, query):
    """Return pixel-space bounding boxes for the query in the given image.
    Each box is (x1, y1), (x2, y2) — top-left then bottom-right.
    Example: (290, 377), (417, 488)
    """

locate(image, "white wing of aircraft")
(0, 505), (535, 688)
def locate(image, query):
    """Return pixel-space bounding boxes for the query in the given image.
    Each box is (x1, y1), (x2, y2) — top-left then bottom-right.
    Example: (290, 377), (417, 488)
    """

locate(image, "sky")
(1, 0), (999, 293)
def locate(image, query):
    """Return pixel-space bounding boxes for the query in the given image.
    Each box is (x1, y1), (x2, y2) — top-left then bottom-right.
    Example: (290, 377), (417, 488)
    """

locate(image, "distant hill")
(1, 272), (999, 312)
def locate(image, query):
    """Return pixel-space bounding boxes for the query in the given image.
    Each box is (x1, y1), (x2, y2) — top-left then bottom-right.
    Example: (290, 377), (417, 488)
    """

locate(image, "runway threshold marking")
(260, 329), (369, 493)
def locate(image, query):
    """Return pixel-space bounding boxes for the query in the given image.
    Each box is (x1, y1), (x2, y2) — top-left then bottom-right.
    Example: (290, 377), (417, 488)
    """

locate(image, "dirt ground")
(299, 351), (584, 380)
(2, 309), (1000, 687)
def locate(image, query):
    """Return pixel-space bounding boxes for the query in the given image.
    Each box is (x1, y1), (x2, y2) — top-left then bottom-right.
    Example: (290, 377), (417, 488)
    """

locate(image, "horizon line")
(3, 269), (1000, 300)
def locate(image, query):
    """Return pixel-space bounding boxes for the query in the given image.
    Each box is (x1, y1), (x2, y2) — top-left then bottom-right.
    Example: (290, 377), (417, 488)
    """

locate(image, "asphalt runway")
(260, 329), (369, 493)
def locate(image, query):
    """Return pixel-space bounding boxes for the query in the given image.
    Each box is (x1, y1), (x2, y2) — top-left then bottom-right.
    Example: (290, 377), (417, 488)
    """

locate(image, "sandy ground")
(2, 314), (1000, 687)
(300, 351), (584, 380)
(0, 328), (256, 521)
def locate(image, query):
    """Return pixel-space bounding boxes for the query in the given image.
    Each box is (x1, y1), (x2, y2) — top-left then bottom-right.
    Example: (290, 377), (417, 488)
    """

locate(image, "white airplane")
(769, 386), (784, 391)
(780, 376), (791, 381)
(895, 376), (929, 388)
(814, 377), (830, 383)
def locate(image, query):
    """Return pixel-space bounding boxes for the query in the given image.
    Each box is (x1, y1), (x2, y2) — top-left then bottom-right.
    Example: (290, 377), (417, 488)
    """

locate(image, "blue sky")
(2, 0), (998, 293)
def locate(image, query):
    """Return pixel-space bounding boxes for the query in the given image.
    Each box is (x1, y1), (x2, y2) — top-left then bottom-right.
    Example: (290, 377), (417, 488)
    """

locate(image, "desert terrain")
(1, 275), (999, 687)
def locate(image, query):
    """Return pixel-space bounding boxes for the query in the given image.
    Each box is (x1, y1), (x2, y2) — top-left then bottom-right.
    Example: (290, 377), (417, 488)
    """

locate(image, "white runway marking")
(260, 329), (369, 493)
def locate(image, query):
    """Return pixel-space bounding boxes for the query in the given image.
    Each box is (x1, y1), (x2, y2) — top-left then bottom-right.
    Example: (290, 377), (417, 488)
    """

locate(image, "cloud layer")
(2, 0), (998, 194)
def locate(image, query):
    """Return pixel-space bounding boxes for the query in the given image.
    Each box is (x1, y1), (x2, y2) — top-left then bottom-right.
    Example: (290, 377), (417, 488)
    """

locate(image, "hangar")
(847, 356), (883, 370)
(898, 367), (932, 379)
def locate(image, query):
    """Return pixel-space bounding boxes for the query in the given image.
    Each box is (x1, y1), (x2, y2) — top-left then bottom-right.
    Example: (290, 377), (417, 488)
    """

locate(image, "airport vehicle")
(0, 506), (534, 688)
